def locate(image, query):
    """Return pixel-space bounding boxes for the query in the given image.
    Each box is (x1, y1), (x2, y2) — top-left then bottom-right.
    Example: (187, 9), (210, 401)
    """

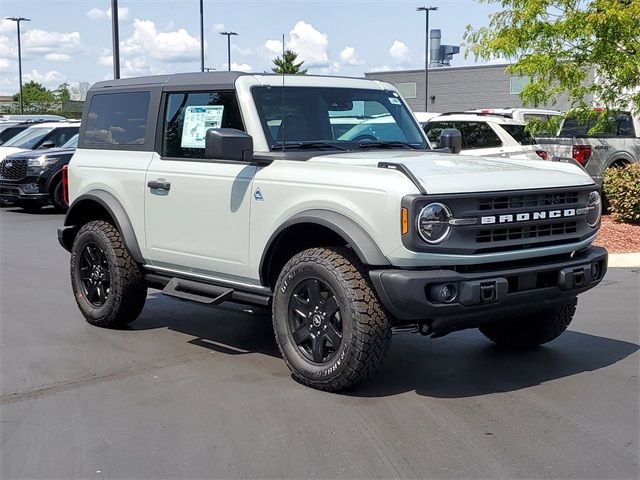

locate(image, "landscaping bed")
(594, 215), (640, 253)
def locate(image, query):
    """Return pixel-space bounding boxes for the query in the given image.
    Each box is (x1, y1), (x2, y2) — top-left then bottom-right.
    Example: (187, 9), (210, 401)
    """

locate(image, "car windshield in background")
(2, 127), (54, 149)
(61, 134), (79, 149)
(252, 86), (427, 151)
(501, 124), (537, 145)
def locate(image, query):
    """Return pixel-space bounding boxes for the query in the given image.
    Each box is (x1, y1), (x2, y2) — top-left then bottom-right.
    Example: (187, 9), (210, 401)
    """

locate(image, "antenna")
(281, 33), (286, 150)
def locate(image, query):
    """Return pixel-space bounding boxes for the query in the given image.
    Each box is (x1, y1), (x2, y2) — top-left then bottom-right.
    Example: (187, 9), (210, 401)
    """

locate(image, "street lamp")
(5, 16), (30, 114)
(219, 31), (238, 71)
(417, 6), (438, 112)
(199, 0), (204, 72)
(111, 0), (120, 79)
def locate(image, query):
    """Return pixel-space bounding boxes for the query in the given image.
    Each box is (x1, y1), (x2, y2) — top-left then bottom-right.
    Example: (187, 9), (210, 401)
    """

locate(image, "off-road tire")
(273, 247), (392, 391)
(70, 220), (147, 328)
(479, 297), (578, 348)
(51, 179), (68, 212)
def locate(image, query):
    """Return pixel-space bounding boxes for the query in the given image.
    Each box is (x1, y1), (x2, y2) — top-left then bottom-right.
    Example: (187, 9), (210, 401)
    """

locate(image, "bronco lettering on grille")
(480, 209), (578, 225)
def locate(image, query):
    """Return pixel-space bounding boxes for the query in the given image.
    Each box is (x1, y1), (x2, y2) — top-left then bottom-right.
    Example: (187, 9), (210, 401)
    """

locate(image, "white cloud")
(86, 7), (129, 21)
(0, 19), (16, 34)
(45, 53), (71, 62)
(213, 23), (226, 33)
(98, 48), (113, 67)
(263, 39), (283, 58)
(0, 58), (10, 69)
(370, 65), (393, 73)
(287, 21), (329, 68)
(122, 19), (201, 63)
(389, 40), (411, 64)
(24, 69), (66, 87)
(232, 44), (252, 56)
(0, 35), (15, 59)
(23, 29), (83, 56)
(122, 56), (151, 76)
(339, 46), (363, 66)
(229, 62), (253, 72)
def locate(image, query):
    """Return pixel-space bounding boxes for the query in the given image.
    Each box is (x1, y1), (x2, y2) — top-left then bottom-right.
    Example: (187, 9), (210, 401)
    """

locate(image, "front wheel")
(70, 220), (147, 328)
(273, 247), (392, 391)
(479, 298), (577, 348)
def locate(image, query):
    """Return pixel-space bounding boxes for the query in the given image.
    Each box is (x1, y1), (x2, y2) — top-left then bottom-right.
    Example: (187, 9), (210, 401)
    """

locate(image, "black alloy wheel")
(287, 278), (343, 363)
(78, 243), (111, 307)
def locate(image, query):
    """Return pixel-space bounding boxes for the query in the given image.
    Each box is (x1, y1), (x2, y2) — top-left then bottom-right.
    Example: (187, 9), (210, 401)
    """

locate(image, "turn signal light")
(401, 207), (409, 235)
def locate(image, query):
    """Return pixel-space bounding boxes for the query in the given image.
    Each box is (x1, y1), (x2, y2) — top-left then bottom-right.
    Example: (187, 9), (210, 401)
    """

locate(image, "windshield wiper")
(357, 141), (423, 150)
(271, 141), (351, 151)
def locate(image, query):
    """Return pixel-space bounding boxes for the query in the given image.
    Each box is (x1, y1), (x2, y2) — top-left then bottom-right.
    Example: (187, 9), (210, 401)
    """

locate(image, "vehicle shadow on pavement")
(1, 206), (62, 215)
(348, 329), (639, 398)
(134, 293), (638, 398)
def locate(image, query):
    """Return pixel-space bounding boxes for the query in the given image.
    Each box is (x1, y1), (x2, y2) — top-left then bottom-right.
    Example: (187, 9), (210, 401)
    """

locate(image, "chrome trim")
(143, 265), (272, 295)
(448, 218), (478, 226)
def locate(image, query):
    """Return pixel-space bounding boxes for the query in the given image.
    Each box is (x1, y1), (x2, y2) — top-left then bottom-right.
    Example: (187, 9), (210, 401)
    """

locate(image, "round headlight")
(586, 191), (602, 227)
(417, 202), (453, 244)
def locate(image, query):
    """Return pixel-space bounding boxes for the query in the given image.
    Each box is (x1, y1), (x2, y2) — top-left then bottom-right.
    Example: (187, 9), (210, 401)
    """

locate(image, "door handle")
(147, 180), (171, 191)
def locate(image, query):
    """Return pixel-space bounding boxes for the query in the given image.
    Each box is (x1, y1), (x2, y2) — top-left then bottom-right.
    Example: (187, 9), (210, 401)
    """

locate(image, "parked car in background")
(467, 108), (562, 125)
(536, 111), (640, 188)
(413, 111), (441, 124)
(422, 113), (549, 160)
(0, 121), (80, 161)
(0, 114), (65, 122)
(0, 134), (77, 212)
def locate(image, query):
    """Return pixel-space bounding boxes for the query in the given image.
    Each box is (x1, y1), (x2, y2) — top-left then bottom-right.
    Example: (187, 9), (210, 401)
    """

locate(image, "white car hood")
(307, 151), (594, 194)
(0, 147), (28, 161)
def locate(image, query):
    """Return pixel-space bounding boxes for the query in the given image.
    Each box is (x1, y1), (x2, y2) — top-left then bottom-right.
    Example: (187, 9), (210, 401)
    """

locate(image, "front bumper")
(370, 246), (607, 336)
(0, 182), (49, 204)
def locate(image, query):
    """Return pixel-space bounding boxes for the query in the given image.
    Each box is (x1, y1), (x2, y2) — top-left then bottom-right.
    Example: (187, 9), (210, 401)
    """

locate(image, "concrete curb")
(608, 253), (640, 268)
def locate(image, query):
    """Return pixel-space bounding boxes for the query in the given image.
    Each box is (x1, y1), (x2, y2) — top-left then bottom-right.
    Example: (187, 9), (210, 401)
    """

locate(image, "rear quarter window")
(84, 92), (150, 146)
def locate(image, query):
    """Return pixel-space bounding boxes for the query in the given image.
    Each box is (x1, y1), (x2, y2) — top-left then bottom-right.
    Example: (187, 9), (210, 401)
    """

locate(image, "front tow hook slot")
(480, 283), (497, 303)
(558, 265), (592, 291)
(458, 278), (507, 306)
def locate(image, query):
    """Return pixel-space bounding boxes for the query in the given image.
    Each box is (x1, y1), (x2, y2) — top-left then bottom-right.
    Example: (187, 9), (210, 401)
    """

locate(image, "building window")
(510, 76), (530, 95)
(395, 82), (417, 99)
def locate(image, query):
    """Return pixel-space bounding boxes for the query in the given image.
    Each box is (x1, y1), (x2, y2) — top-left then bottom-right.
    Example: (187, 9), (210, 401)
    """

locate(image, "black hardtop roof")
(90, 71), (249, 90)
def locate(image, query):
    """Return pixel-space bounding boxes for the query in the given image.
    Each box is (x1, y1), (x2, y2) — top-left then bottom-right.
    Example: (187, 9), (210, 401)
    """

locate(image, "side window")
(162, 91), (244, 159)
(424, 121), (456, 148)
(85, 92), (150, 145)
(617, 114), (635, 137)
(47, 127), (79, 147)
(460, 122), (502, 149)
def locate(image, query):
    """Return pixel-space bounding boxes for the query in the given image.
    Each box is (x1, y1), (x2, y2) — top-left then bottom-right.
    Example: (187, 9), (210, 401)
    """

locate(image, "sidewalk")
(608, 252), (640, 268)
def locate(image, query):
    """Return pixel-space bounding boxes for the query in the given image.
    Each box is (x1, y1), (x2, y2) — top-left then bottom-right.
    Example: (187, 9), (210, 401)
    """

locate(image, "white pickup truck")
(58, 72), (607, 391)
(536, 111), (640, 187)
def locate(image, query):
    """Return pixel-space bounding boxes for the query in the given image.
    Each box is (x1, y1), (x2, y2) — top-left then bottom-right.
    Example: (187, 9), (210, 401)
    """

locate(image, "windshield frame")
(251, 86), (428, 152)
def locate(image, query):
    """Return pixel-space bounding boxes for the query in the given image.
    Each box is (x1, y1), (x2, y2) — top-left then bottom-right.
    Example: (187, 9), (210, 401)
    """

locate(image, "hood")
(307, 151), (594, 194)
(0, 147), (28, 161)
(4, 147), (75, 161)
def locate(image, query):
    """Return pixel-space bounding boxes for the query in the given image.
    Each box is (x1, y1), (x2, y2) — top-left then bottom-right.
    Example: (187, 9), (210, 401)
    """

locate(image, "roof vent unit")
(429, 29), (460, 68)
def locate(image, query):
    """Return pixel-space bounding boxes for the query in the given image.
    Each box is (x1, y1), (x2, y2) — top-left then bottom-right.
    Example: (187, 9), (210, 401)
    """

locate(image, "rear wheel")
(479, 298), (577, 348)
(70, 220), (147, 328)
(273, 247), (391, 391)
(51, 179), (68, 212)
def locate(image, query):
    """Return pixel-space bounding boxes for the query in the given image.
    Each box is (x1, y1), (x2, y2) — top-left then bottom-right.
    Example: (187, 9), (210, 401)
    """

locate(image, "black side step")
(162, 277), (234, 305)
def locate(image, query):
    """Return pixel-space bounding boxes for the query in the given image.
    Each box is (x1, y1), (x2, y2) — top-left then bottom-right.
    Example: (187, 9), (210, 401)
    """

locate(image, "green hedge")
(603, 163), (640, 224)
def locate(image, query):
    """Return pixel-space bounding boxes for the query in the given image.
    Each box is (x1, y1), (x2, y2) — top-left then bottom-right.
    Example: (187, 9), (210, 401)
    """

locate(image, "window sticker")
(388, 97), (401, 105)
(181, 105), (225, 148)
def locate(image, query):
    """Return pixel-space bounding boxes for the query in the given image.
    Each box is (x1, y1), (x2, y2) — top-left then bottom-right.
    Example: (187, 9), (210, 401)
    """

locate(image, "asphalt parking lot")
(1, 206), (638, 480)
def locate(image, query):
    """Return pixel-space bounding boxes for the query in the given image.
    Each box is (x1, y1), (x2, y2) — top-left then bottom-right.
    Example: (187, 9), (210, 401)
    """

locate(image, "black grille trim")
(476, 221), (578, 243)
(0, 159), (28, 180)
(478, 191), (580, 210)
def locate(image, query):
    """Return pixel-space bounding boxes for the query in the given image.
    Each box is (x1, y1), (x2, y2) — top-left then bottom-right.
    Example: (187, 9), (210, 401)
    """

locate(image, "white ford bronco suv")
(59, 72), (607, 391)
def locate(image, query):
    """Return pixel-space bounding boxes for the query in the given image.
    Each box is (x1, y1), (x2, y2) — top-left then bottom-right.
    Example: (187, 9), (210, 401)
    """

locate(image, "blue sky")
(1, 0), (500, 96)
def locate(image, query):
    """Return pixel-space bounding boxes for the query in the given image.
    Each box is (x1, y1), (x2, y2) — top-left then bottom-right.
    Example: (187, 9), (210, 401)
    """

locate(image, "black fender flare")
(61, 190), (144, 263)
(259, 209), (389, 284)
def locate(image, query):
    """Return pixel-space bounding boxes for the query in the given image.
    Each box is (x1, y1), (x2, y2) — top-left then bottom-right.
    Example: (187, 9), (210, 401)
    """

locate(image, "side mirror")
(439, 128), (462, 154)
(39, 140), (56, 150)
(205, 128), (253, 162)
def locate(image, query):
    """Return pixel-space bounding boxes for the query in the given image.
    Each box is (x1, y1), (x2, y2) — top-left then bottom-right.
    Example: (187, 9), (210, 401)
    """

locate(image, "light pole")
(5, 16), (30, 114)
(417, 6), (437, 112)
(111, 0), (120, 79)
(199, 0), (204, 72)
(219, 31), (237, 71)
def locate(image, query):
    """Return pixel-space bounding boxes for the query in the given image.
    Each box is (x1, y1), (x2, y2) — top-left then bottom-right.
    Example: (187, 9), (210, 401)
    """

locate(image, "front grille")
(478, 191), (579, 211)
(0, 159), (28, 180)
(477, 221), (578, 243)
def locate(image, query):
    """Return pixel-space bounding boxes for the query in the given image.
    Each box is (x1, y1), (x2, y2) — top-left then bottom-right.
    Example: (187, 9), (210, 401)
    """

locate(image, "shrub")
(603, 163), (640, 224)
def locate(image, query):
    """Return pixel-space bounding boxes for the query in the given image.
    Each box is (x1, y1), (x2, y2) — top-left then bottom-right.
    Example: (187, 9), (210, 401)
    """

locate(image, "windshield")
(61, 134), (79, 149)
(500, 124), (537, 145)
(3, 127), (54, 148)
(252, 86), (427, 151)
(559, 113), (634, 137)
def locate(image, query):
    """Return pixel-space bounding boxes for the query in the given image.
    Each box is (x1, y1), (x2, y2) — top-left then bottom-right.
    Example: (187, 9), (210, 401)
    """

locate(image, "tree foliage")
(272, 50), (308, 75)
(9, 81), (74, 114)
(464, 0), (640, 131)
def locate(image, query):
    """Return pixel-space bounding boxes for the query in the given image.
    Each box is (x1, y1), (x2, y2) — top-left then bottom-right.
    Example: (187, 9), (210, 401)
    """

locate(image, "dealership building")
(364, 63), (573, 114)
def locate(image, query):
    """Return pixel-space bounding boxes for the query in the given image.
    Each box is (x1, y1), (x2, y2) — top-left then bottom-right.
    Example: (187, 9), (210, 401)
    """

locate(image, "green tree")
(54, 83), (71, 104)
(464, 0), (640, 132)
(13, 81), (56, 111)
(272, 50), (308, 74)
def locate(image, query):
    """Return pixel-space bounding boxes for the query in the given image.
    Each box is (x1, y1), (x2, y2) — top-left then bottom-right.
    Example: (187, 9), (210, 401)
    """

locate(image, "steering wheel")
(353, 134), (378, 142)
